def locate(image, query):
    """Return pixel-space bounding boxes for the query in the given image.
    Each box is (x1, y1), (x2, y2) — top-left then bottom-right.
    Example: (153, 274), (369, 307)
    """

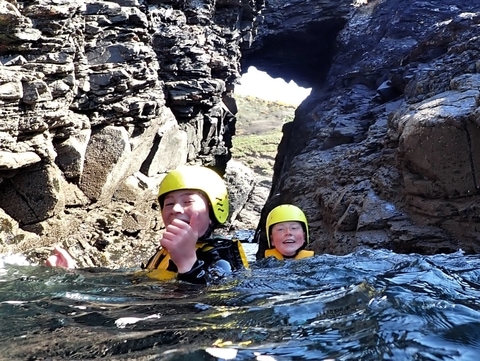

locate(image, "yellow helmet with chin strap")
(158, 165), (229, 224)
(266, 204), (309, 248)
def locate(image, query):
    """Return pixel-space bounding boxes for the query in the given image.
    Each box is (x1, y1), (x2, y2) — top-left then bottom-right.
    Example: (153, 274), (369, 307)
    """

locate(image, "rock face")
(1, 0), (479, 267)
(253, 0), (480, 258)
(0, 0), (262, 266)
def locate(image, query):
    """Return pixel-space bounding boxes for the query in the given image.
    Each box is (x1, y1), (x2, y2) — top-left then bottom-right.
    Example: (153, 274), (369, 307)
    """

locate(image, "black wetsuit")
(142, 236), (249, 284)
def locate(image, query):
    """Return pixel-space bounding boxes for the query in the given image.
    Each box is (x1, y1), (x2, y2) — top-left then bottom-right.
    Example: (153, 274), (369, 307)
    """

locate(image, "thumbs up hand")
(160, 211), (199, 273)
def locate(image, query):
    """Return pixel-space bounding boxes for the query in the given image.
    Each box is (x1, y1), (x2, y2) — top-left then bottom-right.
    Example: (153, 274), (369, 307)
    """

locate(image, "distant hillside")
(232, 95), (295, 176)
(234, 95), (296, 135)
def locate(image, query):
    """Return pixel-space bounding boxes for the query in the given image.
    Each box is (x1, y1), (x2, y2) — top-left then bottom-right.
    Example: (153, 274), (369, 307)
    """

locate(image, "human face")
(270, 221), (306, 257)
(161, 190), (211, 237)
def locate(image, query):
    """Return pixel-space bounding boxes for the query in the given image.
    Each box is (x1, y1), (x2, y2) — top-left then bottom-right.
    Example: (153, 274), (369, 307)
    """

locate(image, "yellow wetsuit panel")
(142, 238), (249, 281)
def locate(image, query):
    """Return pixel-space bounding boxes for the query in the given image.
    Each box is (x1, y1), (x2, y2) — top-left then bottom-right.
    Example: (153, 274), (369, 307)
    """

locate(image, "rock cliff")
(0, 0), (479, 267)
(0, 0), (262, 266)
(253, 0), (480, 258)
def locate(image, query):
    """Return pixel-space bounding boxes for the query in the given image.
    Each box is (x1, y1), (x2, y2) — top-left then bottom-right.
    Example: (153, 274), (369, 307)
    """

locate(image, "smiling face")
(161, 189), (212, 238)
(270, 221), (306, 257)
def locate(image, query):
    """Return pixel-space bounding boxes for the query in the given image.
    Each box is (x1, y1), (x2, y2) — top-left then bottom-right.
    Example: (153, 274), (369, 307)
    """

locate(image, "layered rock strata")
(0, 0), (262, 267)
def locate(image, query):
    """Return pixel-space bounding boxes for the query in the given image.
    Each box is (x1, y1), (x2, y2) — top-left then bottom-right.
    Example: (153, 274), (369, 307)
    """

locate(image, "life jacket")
(142, 236), (249, 282)
(264, 248), (314, 260)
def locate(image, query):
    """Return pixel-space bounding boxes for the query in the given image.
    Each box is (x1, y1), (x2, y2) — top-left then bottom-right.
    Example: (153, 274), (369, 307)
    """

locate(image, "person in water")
(47, 165), (249, 284)
(264, 204), (314, 260)
(141, 165), (249, 283)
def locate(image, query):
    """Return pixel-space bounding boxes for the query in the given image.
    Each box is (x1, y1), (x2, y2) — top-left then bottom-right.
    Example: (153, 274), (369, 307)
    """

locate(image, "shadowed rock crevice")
(466, 121), (480, 191)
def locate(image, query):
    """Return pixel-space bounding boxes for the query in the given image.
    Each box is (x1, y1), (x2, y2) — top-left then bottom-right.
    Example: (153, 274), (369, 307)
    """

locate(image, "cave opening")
(240, 18), (346, 89)
(228, 17), (346, 235)
(236, 66), (311, 106)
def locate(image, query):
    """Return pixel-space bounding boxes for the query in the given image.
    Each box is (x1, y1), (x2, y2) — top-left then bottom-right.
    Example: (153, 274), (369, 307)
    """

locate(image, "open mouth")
(175, 216), (190, 224)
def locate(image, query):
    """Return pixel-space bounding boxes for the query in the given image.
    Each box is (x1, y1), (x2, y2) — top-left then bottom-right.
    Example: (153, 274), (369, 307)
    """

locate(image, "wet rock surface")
(255, 2), (480, 259)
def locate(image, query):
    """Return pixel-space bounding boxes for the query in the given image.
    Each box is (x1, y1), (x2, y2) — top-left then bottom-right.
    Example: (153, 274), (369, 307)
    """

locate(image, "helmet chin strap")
(199, 221), (217, 240)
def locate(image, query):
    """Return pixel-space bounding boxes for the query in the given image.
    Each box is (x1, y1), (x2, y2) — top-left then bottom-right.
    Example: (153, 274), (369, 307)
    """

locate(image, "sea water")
(1, 247), (480, 360)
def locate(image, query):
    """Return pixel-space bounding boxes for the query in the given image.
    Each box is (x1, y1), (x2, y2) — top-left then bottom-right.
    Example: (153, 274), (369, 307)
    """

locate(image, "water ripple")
(1, 249), (480, 360)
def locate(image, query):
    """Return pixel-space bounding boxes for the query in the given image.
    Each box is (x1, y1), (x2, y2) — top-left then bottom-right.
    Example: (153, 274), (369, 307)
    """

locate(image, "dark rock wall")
(241, 0), (351, 88)
(254, 0), (480, 258)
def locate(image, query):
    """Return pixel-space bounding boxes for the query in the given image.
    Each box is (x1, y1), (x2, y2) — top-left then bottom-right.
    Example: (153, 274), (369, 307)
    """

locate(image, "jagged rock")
(224, 160), (256, 228)
(394, 83), (480, 198)
(0, 0), (479, 267)
(0, 0), (264, 267)
(0, 150), (41, 170)
(141, 115), (188, 176)
(0, 208), (41, 254)
(254, 0), (480, 259)
(0, 162), (65, 226)
(55, 127), (92, 180)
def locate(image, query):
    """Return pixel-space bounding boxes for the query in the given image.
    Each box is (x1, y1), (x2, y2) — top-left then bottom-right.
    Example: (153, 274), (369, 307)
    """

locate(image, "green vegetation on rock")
(231, 95), (295, 177)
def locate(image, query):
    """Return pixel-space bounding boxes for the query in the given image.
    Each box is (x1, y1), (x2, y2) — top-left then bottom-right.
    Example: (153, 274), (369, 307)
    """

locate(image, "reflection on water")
(1, 249), (480, 360)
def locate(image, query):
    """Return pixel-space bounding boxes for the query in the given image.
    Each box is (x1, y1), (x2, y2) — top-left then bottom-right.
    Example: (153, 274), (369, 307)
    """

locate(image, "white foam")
(115, 314), (161, 328)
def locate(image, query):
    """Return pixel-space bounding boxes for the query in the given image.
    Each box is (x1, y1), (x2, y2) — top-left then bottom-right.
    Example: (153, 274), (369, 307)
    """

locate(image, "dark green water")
(1, 248), (480, 360)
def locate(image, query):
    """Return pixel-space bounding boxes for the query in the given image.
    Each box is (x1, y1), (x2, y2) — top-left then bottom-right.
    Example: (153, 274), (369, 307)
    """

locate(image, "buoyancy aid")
(142, 236), (249, 284)
(264, 248), (314, 260)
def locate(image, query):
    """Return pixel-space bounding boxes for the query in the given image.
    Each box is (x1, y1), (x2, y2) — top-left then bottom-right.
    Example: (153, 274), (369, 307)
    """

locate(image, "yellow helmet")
(158, 165), (229, 224)
(266, 204), (309, 247)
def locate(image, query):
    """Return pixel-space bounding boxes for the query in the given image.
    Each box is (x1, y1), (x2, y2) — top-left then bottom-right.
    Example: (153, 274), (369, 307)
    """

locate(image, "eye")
(183, 199), (195, 206)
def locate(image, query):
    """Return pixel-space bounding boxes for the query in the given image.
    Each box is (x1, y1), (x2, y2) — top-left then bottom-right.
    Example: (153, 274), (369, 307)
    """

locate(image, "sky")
(235, 66), (311, 106)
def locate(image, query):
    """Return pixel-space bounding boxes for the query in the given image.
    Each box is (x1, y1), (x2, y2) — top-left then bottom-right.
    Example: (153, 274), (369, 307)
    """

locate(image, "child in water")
(142, 165), (249, 283)
(264, 204), (314, 260)
(47, 165), (249, 284)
